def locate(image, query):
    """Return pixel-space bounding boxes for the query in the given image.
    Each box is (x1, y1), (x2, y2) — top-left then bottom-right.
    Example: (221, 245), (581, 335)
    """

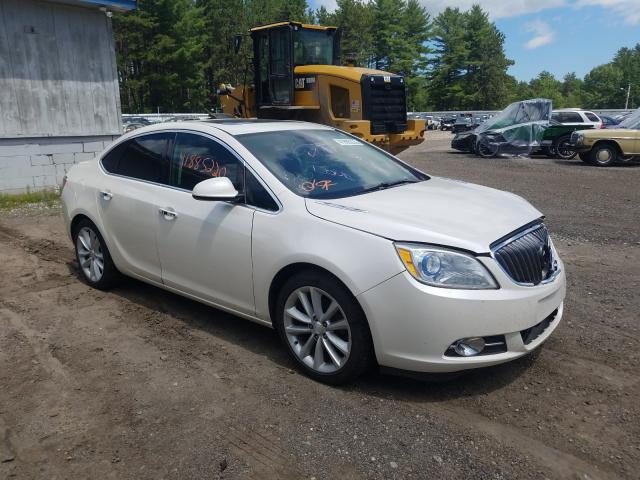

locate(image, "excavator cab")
(250, 22), (341, 111)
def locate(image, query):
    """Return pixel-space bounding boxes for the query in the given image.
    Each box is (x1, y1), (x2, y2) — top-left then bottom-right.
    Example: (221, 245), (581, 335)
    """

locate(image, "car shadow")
(66, 261), (533, 400)
(552, 159), (640, 168)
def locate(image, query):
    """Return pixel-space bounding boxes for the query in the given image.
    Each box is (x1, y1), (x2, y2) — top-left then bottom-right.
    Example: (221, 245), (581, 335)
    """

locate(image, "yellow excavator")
(218, 21), (425, 154)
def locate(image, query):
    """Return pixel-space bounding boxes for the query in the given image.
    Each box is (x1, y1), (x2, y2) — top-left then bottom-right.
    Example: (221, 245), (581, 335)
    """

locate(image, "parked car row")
(451, 102), (639, 166)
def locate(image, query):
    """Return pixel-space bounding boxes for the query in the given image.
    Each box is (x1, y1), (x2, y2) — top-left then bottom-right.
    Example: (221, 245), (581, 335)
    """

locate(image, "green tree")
(461, 5), (513, 109)
(324, 0), (376, 67)
(429, 7), (469, 110)
(560, 72), (585, 108)
(582, 64), (624, 109)
(528, 71), (564, 107)
(113, 0), (208, 113)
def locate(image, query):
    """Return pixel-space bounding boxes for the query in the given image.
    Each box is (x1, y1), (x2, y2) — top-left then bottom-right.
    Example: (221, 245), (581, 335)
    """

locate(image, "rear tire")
(589, 143), (618, 167)
(73, 219), (120, 290)
(274, 271), (375, 385)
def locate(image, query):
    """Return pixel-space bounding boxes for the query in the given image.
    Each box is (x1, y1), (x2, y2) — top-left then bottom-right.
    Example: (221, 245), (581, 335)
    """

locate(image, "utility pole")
(625, 83), (630, 110)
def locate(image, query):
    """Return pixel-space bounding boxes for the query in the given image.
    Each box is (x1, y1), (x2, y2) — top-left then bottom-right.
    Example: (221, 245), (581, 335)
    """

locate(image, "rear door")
(156, 132), (255, 314)
(97, 133), (172, 282)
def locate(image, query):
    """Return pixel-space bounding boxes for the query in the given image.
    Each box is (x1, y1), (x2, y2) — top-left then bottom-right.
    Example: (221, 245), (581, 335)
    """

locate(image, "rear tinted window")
(101, 142), (126, 173)
(114, 133), (171, 184)
(585, 112), (600, 122)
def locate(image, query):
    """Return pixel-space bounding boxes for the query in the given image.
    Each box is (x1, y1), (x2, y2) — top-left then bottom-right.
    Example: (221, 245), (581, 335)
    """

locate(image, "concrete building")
(0, 0), (136, 194)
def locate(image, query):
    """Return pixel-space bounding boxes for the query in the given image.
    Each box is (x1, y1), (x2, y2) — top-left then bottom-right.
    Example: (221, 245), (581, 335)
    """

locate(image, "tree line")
(113, 0), (639, 113)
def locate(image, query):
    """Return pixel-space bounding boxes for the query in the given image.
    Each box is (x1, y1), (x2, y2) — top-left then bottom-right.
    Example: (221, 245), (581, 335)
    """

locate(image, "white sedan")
(61, 120), (566, 384)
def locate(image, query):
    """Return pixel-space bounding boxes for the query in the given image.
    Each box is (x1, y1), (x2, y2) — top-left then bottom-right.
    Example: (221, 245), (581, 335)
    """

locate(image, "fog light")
(453, 337), (485, 356)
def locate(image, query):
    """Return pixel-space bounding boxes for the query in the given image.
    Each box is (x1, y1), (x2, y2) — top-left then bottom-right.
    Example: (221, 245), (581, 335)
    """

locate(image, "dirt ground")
(1, 130), (638, 479)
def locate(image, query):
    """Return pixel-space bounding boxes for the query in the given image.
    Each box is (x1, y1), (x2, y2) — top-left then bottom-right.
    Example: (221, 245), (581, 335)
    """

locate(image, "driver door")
(156, 132), (255, 314)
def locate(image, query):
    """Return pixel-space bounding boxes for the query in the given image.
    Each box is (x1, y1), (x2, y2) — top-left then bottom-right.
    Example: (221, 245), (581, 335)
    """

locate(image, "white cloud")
(523, 19), (556, 48)
(422, 0), (566, 19)
(310, 0), (640, 26)
(574, 0), (640, 25)
(309, 0), (566, 17)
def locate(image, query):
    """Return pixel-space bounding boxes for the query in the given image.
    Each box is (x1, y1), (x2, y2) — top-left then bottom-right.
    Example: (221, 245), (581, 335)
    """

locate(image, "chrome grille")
(492, 223), (556, 286)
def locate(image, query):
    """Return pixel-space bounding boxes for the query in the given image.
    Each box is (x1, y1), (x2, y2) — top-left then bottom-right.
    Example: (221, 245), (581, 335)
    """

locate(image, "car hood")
(304, 177), (542, 253)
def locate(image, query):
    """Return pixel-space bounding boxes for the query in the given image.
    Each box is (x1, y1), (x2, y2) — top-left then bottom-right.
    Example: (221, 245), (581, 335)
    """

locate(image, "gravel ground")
(1, 130), (638, 479)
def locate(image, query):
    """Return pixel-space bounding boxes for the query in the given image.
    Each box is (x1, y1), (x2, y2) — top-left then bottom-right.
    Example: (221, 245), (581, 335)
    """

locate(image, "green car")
(539, 121), (594, 159)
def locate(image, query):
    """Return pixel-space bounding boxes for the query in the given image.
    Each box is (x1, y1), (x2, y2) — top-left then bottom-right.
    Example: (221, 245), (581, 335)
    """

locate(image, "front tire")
(274, 271), (374, 385)
(73, 219), (119, 290)
(589, 143), (618, 166)
(579, 152), (590, 163)
(554, 135), (577, 160)
(477, 138), (499, 158)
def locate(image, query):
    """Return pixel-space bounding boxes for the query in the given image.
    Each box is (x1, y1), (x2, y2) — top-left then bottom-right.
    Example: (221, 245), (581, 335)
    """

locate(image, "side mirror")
(233, 34), (243, 54)
(192, 177), (241, 202)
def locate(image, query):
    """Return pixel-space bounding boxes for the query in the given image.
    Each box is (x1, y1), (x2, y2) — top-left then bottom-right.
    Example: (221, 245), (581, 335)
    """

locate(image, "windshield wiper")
(358, 179), (418, 195)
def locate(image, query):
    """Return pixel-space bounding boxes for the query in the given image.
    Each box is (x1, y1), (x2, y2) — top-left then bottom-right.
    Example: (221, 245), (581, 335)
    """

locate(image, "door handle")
(159, 207), (178, 221)
(100, 190), (113, 201)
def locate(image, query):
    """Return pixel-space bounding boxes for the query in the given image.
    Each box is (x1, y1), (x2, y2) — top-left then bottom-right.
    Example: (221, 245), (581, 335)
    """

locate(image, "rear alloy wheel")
(555, 136), (577, 160)
(275, 272), (374, 384)
(73, 219), (119, 290)
(589, 144), (618, 167)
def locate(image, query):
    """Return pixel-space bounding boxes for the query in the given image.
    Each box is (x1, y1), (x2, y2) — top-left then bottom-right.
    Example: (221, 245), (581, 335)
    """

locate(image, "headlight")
(395, 243), (498, 290)
(574, 133), (584, 145)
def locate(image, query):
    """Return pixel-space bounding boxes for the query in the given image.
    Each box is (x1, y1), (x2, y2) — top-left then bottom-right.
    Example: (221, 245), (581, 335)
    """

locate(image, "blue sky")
(307, 0), (640, 81)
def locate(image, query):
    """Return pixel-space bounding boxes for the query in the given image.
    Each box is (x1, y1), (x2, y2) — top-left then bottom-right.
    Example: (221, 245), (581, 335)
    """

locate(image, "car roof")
(122, 119), (334, 138)
(553, 108), (595, 113)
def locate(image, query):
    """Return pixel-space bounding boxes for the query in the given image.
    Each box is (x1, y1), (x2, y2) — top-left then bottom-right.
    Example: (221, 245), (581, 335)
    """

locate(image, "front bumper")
(357, 257), (566, 373)
(569, 143), (591, 153)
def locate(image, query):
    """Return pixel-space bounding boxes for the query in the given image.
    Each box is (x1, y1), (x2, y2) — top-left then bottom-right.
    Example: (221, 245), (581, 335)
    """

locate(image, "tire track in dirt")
(0, 214), (637, 480)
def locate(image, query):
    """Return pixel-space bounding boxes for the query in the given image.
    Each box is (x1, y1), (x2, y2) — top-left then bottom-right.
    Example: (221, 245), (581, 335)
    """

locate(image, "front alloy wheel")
(275, 271), (374, 384)
(589, 144), (618, 166)
(283, 287), (351, 373)
(477, 138), (499, 158)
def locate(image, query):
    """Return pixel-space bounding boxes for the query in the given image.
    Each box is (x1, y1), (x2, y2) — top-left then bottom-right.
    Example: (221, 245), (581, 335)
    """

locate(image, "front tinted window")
(116, 133), (170, 184)
(170, 133), (244, 191)
(236, 129), (428, 199)
(245, 170), (279, 211)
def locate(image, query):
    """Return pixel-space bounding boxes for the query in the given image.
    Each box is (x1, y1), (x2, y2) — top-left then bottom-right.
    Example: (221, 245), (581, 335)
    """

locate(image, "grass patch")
(0, 188), (61, 209)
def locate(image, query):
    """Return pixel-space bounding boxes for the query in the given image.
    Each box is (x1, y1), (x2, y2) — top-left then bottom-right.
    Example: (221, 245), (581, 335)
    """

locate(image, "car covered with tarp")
(451, 99), (552, 157)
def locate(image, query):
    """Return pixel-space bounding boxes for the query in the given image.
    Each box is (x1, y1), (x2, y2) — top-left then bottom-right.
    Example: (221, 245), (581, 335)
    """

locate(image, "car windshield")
(236, 129), (428, 199)
(618, 108), (640, 129)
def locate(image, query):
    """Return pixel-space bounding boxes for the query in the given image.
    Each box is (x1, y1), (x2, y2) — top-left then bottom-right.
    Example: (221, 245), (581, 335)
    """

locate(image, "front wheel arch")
(592, 140), (624, 156)
(268, 263), (361, 325)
